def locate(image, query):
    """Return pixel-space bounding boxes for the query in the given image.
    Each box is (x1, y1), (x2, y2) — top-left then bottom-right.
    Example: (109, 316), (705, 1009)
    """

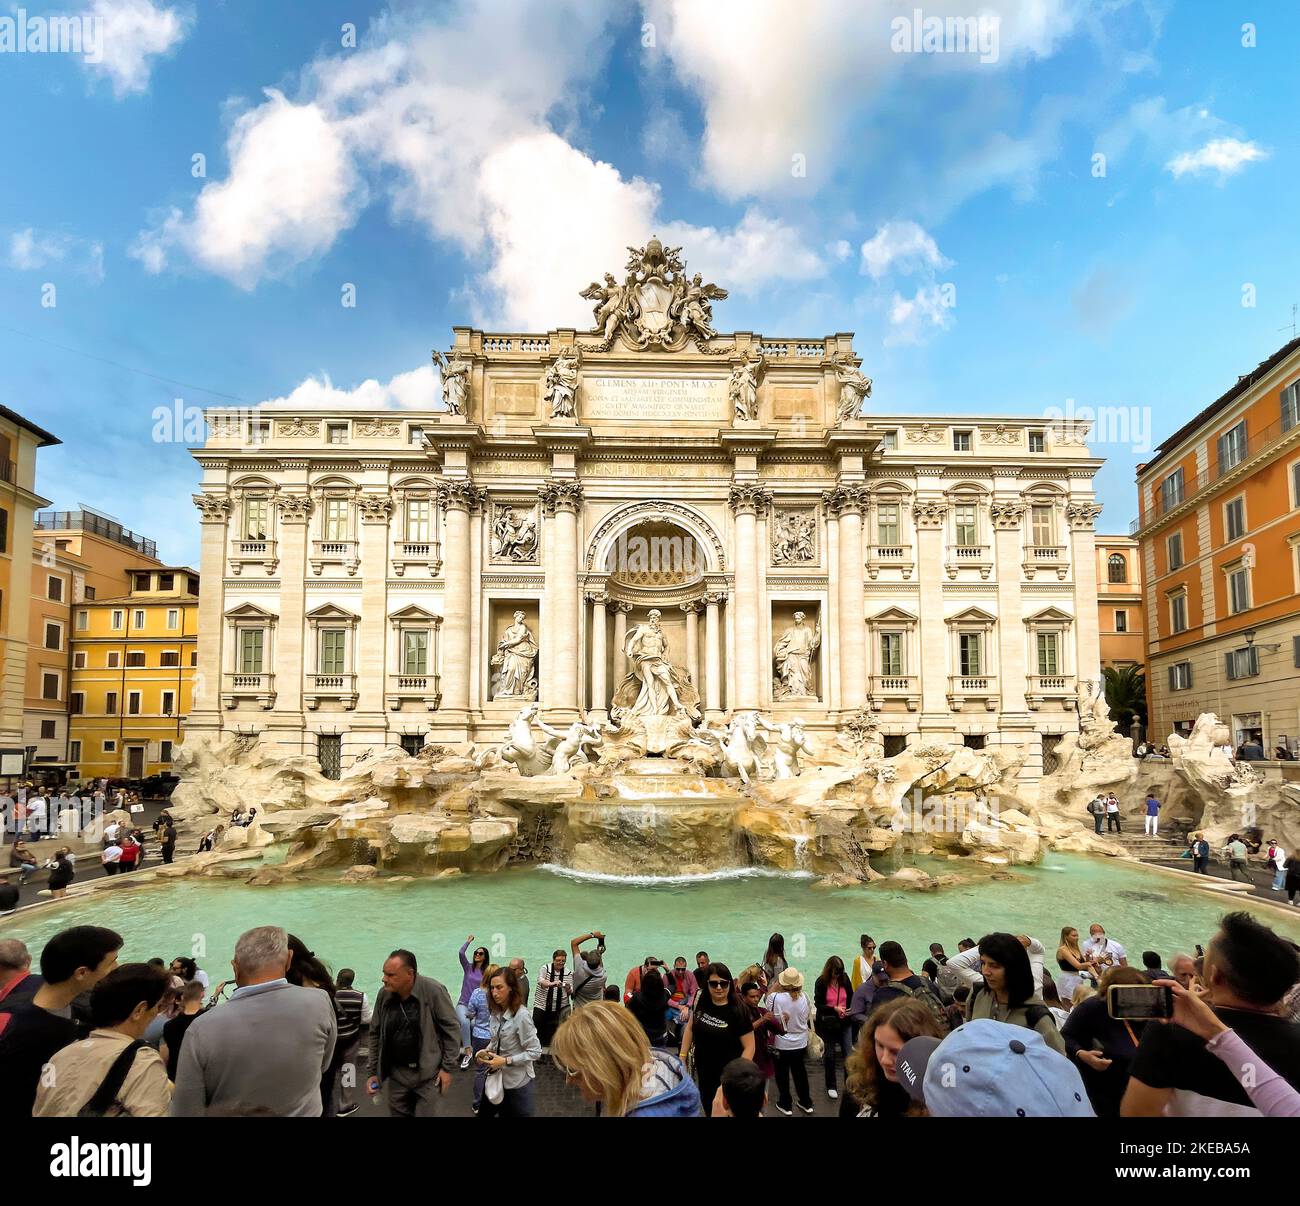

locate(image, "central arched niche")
(602, 519), (707, 590)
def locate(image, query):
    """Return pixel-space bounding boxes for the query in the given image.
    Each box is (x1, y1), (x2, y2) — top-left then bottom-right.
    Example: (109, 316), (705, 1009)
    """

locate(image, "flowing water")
(4, 855), (1297, 993)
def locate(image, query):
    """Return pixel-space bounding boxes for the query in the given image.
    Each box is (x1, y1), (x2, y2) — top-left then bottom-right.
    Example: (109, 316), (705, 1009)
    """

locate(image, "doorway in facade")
(127, 746), (146, 778)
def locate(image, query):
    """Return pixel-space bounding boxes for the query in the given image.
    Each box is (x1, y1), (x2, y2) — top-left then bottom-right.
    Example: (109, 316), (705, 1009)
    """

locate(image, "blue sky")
(2, 0), (1296, 565)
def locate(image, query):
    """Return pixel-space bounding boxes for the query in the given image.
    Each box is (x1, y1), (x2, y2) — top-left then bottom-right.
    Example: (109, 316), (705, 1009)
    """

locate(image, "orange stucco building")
(1095, 534), (1145, 673)
(1135, 336), (1300, 755)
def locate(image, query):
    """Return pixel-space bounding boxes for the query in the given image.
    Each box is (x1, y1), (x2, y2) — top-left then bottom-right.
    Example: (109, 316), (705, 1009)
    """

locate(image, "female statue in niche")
(491, 611), (538, 699)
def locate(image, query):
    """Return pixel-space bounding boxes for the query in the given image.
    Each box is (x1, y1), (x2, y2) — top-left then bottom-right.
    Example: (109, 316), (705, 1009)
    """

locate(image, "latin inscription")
(583, 376), (728, 421)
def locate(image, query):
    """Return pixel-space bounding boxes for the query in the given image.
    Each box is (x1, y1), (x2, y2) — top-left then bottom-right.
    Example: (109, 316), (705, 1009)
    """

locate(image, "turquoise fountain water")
(4, 855), (1296, 995)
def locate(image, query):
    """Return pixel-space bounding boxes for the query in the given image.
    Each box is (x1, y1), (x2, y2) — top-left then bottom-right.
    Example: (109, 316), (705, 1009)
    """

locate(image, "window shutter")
(1216, 433), (1228, 471)
(1168, 666), (1176, 690)
(1225, 652), (1236, 681)
(1184, 664), (1192, 688)
(1294, 635), (1300, 668)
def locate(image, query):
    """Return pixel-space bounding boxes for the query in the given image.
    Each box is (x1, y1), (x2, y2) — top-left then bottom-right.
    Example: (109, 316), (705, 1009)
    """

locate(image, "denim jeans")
(820, 1018), (854, 1091)
(470, 1034), (490, 1107)
(456, 1002), (473, 1050)
(480, 1077), (534, 1117)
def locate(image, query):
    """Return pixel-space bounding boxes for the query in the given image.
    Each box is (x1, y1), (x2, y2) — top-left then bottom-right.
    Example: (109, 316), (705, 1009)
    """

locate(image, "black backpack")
(78, 1040), (146, 1117)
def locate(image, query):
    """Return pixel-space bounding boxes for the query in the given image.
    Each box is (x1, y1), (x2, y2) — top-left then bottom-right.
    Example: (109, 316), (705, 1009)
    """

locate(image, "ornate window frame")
(945, 606), (998, 711)
(1024, 605), (1075, 710)
(944, 484), (991, 580)
(866, 605), (920, 711)
(222, 602), (278, 709)
(310, 478), (360, 575)
(866, 484), (914, 580)
(387, 604), (443, 710)
(304, 603), (360, 709)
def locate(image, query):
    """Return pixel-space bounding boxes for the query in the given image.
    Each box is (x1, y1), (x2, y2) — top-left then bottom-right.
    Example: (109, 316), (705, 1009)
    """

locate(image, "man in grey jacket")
(170, 926), (337, 1116)
(366, 948), (460, 1117)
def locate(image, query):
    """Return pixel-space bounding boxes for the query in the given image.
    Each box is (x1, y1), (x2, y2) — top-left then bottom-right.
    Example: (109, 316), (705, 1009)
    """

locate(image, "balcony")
(392, 539), (442, 577)
(229, 537), (278, 577)
(945, 544), (992, 580)
(305, 673), (358, 710)
(310, 539), (359, 576)
(1023, 545), (1068, 581)
(386, 673), (442, 711)
(1026, 674), (1076, 711)
(948, 674), (999, 711)
(866, 544), (914, 580)
(222, 672), (276, 710)
(869, 674), (920, 712)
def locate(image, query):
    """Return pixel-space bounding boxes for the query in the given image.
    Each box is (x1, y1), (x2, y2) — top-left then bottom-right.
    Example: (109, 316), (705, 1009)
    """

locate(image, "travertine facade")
(189, 241), (1105, 781)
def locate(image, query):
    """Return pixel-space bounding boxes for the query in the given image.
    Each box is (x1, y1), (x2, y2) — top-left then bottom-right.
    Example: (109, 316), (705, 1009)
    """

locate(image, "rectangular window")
(1114, 609), (1128, 633)
(953, 430), (972, 452)
(134, 572), (151, 591)
(399, 734), (424, 756)
(1028, 431), (1045, 453)
(326, 422), (349, 445)
(69, 740), (81, 763)
(128, 692), (142, 716)
(1167, 532), (1184, 571)
(160, 650), (180, 667)
(880, 429), (898, 451)
(167, 608), (180, 629)
(1170, 594), (1188, 633)
(1160, 468), (1185, 511)
(84, 586), (95, 600)
(191, 650), (198, 667)
(1036, 632), (1059, 676)
(249, 420), (270, 445)
(111, 609), (124, 630)
(73, 651), (86, 669)
(105, 691), (118, 715)
(133, 609), (145, 628)
(880, 632), (903, 676)
(324, 498), (349, 541)
(76, 609), (88, 631)
(161, 690), (175, 716)
(406, 500), (431, 543)
(1228, 567), (1250, 615)
(126, 651), (146, 668)
(40, 719), (56, 740)
(187, 576), (199, 595)
(318, 734), (342, 781)
(106, 651), (120, 669)
(103, 740), (116, 753)
(41, 673), (60, 700)
(408, 425), (426, 447)
(319, 629), (347, 675)
(0, 507), (6, 552)
(402, 630), (429, 676)
(1031, 505), (1053, 546)
(954, 504), (978, 546)
(1168, 662), (1192, 690)
(44, 622), (61, 650)
(70, 692), (84, 716)
(238, 629), (264, 674)
(159, 573), (174, 591)
(1225, 497), (1245, 541)
(47, 576), (63, 602)
(160, 740), (173, 763)
(877, 503), (900, 546)
(1284, 382), (1300, 433)
(244, 498), (270, 540)
(1225, 647), (1259, 680)
(1216, 420), (1248, 473)
(959, 632), (982, 676)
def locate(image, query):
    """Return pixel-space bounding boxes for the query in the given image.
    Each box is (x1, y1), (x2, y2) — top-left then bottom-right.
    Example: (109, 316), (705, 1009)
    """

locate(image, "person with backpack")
(1087, 794), (1106, 835)
(870, 941), (951, 1035)
(569, 930), (607, 1008)
(33, 963), (172, 1116)
(813, 955), (854, 1100)
(966, 932), (1066, 1054)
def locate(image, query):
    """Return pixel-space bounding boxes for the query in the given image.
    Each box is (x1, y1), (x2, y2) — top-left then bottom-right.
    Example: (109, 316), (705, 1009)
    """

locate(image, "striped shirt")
(335, 988), (365, 1042)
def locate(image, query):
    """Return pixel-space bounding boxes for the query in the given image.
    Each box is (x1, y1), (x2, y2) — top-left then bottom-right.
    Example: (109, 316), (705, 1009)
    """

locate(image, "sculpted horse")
(693, 711), (767, 784)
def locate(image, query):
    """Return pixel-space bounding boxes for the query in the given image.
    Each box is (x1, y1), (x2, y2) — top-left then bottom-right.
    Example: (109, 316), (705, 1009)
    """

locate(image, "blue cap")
(918, 1019), (1095, 1117)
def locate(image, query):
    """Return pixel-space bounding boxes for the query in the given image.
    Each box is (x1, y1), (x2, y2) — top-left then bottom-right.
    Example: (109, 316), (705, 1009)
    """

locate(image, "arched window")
(1107, 553), (1128, 583)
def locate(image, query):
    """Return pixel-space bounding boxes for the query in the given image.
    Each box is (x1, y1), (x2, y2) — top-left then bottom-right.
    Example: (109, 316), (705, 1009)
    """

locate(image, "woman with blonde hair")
(843, 998), (944, 1117)
(551, 1000), (702, 1117)
(1055, 926), (1101, 1003)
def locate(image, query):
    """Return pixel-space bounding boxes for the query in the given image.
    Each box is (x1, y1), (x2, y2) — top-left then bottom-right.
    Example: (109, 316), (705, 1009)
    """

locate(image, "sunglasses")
(707, 979), (731, 988)
(552, 1054), (578, 1078)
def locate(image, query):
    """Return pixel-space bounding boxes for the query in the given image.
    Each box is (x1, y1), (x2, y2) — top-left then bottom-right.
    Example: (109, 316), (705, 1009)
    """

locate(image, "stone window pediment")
(946, 606), (997, 626)
(306, 603), (360, 625)
(225, 602), (279, 621)
(1023, 605), (1073, 626)
(870, 605), (918, 625)
(389, 604), (442, 625)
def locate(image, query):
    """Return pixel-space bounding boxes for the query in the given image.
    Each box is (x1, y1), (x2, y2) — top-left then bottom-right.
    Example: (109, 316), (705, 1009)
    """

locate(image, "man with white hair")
(0, 940), (40, 1010)
(170, 926), (337, 1116)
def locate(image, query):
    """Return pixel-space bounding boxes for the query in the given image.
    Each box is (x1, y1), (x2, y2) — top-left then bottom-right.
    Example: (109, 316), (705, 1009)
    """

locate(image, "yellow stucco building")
(69, 565), (199, 780)
(0, 406), (59, 783)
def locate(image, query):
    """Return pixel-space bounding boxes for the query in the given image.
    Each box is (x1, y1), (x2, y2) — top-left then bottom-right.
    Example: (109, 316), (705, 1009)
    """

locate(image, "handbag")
(807, 1028), (825, 1060)
(484, 1023), (505, 1105)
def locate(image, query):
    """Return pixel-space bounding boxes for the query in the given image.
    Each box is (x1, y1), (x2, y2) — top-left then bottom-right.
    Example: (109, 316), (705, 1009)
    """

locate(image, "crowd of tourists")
(1, 906), (1298, 1119)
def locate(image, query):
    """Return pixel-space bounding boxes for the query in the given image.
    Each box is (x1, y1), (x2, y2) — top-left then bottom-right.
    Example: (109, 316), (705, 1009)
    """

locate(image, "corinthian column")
(704, 592), (723, 719)
(729, 484), (769, 711)
(828, 485), (868, 715)
(588, 593), (608, 719)
(681, 601), (700, 689)
(190, 493), (231, 733)
(355, 493), (393, 720)
(540, 480), (584, 722)
(436, 480), (482, 733)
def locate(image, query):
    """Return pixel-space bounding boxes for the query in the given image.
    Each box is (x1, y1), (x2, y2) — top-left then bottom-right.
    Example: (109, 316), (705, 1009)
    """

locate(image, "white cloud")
(135, 2), (825, 324)
(134, 91), (362, 288)
(9, 227), (105, 282)
(84, 0), (189, 97)
(885, 284), (954, 345)
(644, 0), (1083, 198)
(260, 364), (437, 411)
(860, 220), (950, 279)
(1166, 137), (1269, 180)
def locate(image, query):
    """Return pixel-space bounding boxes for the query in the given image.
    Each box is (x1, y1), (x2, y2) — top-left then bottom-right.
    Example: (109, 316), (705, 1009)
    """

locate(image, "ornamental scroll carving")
(357, 420), (401, 439)
(278, 419), (320, 438)
(1066, 502), (1104, 530)
(538, 481), (585, 515)
(192, 493), (231, 522)
(979, 424), (1022, 446)
(276, 493), (314, 523)
(905, 424), (946, 446)
(358, 494), (394, 523)
(912, 500), (948, 528)
(989, 502), (1025, 529)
